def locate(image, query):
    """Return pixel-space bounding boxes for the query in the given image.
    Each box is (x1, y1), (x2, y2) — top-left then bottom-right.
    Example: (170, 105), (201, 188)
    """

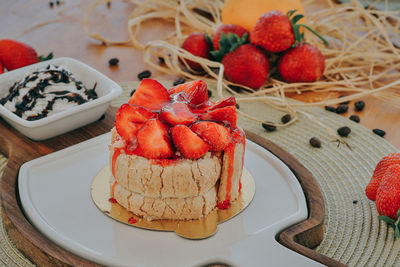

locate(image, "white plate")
(19, 134), (322, 267)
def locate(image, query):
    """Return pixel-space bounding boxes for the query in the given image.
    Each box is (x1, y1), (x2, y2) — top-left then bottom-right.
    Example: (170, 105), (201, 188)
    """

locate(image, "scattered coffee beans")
(349, 115), (360, 123)
(337, 126), (351, 137)
(108, 57), (119, 66)
(262, 123), (277, 132)
(373, 128), (386, 137)
(309, 137), (321, 148)
(137, 70), (151, 80)
(354, 100), (365, 111)
(325, 105), (336, 112)
(281, 114), (291, 124)
(336, 104), (349, 114)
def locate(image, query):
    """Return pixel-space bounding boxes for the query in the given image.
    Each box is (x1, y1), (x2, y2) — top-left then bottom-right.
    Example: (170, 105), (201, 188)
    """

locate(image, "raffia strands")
(85, 0), (400, 127)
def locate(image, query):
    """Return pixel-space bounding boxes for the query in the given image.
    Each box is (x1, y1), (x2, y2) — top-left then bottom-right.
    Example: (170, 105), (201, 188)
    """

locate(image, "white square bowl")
(0, 57), (122, 141)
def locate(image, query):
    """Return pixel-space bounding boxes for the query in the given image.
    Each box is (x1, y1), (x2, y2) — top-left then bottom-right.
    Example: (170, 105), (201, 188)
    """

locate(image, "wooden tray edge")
(245, 130), (345, 267)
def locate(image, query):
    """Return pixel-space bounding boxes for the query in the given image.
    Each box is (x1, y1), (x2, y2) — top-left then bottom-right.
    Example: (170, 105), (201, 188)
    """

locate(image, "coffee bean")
(262, 123), (276, 132)
(106, 1), (111, 7)
(309, 137), (321, 148)
(173, 77), (185, 86)
(281, 114), (291, 124)
(137, 70), (151, 80)
(349, 115), (360, 123)
(158, 57), (165, 64)
(49, 1), (54, 7)
(56, 0), (60, 5)
(353, 200), (358, 204)
(108, 58), (119, 66)
(373, 128), (385, 137)
(207, 90), (212, 98)
(337, 126), (351, 137)
(325, 105), (336, 112)
(336, 104), (348, 114)
(354, 100), (365, 111)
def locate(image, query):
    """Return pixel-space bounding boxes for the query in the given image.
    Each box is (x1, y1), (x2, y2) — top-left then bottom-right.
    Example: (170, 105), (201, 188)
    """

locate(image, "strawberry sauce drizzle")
(112, 149), (121, 178)
(224, 144), (235, 204)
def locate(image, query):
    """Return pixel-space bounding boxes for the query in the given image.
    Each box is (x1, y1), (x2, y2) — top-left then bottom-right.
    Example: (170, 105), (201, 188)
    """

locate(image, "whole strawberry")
(0, 39), (39, 71)
(222, 44), (269, 89)
(250, 10), (294, 53)
(250, 10), (328, 53)
(278, 43), (325, 83)
(375, 164), (400, 237)
(181, 32), (211, 71)
(212, 24), (248, 51)
(366, 152), (400, 201)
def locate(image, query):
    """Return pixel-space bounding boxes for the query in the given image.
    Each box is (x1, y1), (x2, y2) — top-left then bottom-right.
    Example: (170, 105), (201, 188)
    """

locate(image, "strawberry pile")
(0, 39), (53, 74)
(180, 9), (328, 89)
(365, 152), (400, 238)
(114, 79), (241, 160)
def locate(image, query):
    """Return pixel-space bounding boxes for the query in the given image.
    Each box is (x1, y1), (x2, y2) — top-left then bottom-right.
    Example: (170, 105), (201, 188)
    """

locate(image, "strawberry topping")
(159, 102), (197, 126)
(115, 104), (156, 143)
(169, 80), (210, 108)
(170, 125), (209, 159)
(137, 119), (174, 159)
(191, 121), (231, 151)
(198, 106), (237, 128)
(128, 79), (170, 111)
(208, 96), (236, 111)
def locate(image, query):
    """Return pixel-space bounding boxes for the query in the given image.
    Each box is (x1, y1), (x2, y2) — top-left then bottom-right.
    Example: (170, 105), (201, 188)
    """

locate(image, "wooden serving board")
(0, 107), (344, 267)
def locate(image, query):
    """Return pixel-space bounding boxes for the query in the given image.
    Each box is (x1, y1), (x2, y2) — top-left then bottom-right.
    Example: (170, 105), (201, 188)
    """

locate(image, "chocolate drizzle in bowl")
(0, 65), (98, 121)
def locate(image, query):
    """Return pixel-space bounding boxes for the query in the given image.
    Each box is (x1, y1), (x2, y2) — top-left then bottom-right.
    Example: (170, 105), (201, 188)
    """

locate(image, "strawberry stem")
(296, 24), (329, 46)
(378, 209), (400, 239)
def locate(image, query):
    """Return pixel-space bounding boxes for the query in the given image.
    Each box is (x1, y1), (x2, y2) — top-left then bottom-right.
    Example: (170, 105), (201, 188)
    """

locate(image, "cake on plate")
(109, 79), (245, 220)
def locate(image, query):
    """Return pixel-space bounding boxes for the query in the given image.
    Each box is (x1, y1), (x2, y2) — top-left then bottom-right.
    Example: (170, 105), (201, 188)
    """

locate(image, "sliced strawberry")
(198, 106), (237, 128)
(169, 80), (210, 108)
(208, 96), (236, 111)
(170, 125), (209, 159)
(137, 119), (174, 159)
(159, 102), (197, 126)
(191, 121), (231, 151)
(115, 104), (157, 143)
(128, 79), (170, 111)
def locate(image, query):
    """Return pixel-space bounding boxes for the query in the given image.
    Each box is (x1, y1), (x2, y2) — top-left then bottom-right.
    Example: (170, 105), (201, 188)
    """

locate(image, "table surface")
(1, 0), (399, 149)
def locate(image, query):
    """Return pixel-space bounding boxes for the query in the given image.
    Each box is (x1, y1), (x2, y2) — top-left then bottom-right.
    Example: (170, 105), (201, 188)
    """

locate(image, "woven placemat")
(0, 81), (399, 266)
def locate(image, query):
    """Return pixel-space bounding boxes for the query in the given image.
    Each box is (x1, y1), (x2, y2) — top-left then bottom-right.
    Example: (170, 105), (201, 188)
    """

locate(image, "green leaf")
(286, 9), (297, 18)
(210, 50), (225, 62)
(293, 25), (303, 45)
(218, 33), (230, 50)
(378, 215), (395, 225)
(397, 208), (400, 218)
(395, 225), (400, 238)
(291, 14), (304, 24)
(240, 33), (249, 44)
(39, 52), (53, 61)
(204, 33), (213, 50)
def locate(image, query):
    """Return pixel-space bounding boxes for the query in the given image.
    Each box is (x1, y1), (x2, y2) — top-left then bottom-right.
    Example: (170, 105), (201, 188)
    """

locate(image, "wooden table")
(1, 0), (399, 148)
(0, 1), (398, 266)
